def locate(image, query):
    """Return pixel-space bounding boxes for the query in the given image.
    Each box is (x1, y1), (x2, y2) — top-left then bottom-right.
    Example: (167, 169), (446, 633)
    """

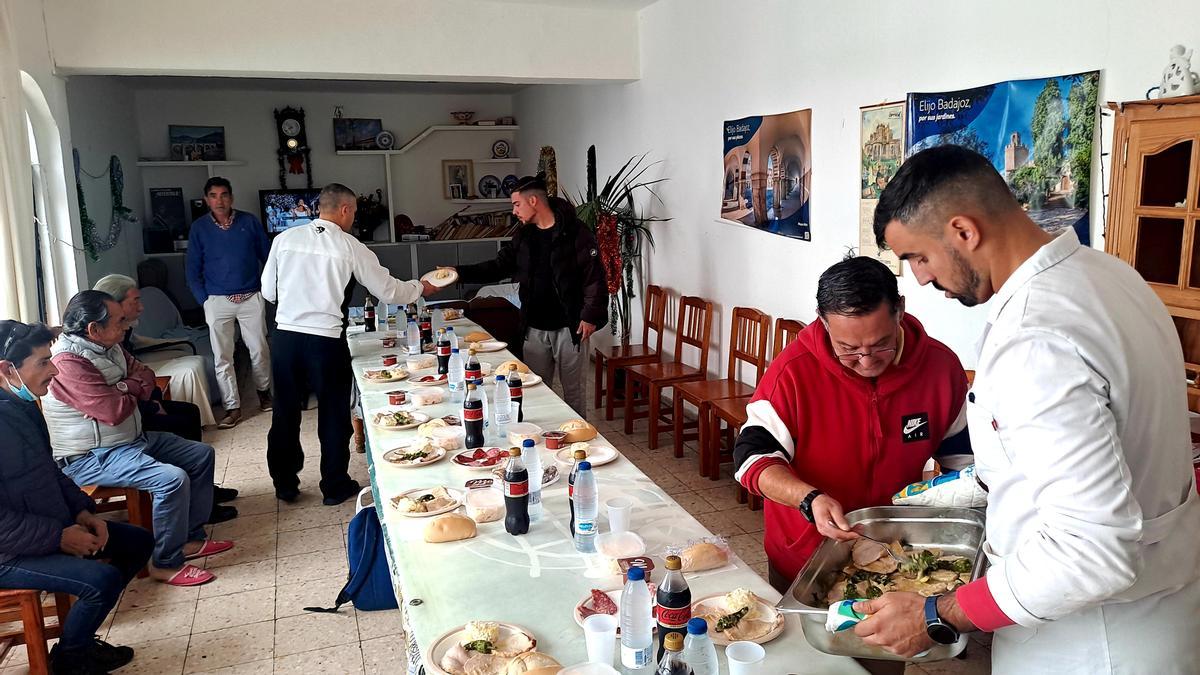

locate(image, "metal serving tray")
(778, 506), (986, 663)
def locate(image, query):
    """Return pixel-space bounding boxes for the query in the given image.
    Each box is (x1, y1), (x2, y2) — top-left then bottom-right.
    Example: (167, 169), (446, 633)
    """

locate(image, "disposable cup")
(605, 496), (634, 533)
(581, 613), (618, 665)
(726, 640), (766, 674)
(560, 663), (619, 675)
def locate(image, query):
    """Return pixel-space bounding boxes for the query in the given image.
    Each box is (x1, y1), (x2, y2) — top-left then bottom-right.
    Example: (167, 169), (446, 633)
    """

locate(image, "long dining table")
(348, 314), (866, 674)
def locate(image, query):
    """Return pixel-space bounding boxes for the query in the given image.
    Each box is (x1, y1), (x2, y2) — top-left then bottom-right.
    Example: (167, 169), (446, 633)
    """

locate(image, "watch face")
(281, 119), (302, 137)
(927, 621), (958, 645)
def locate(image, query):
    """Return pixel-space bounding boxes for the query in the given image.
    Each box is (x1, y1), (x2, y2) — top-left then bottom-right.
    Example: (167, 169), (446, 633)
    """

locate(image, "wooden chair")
(0, 590), (72, 675)
(673, 307), (771, 465)
(593, 284), (668, 420)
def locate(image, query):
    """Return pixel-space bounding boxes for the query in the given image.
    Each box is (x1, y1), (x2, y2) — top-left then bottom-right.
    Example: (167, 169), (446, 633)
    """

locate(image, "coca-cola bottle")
(419, 310), (433, 348)
(465, 348), (482, 382)
(503, 447), (530, 536)
(463, 383), (485, 449)
(507, 371), (524, 423)
(656, 555), (692, 661)
(568, 447), (587, 537)
(363, 295), (376, 332)
(436, 329), (451, 375)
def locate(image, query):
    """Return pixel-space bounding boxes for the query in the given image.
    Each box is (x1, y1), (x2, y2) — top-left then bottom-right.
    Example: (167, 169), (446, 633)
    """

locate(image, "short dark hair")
(816, 255), (901, 317)
(872, 144), (1018, 249)
(62, 290), (117, 338)
(512, 175), (548, 200)
(317, 183), (356, 215)
(0, 321), (54, 366)
(203, 177), (233, 195)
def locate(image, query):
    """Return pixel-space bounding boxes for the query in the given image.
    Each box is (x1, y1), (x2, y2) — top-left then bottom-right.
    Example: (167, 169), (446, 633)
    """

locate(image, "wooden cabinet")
(1106, 95), (1200, 407)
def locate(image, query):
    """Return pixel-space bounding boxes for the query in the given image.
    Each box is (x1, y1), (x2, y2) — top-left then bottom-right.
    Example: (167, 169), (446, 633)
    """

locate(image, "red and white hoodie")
(734, 314), (970, 583)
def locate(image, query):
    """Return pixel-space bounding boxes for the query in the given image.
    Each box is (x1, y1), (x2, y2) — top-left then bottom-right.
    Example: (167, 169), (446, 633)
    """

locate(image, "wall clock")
(273, 106), (313, 189)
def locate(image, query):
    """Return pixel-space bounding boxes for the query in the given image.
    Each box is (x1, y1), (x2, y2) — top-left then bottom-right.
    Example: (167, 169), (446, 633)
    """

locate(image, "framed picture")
(333, 118), (383, 151)
(168, 125), (225, 161)
(442, 159), (474, 199)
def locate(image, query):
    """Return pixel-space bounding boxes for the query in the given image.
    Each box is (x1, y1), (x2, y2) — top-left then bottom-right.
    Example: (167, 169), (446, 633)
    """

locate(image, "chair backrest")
(772, 318), (807, 359)
(642, 284), (667, 353)
(727, 307), (772, 384)
(135, 287), (183, 339)
(673, 296), (714, 372)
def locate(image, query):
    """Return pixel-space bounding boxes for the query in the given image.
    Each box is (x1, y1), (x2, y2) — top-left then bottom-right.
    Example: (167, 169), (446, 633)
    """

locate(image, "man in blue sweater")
(186, 177), (272, 429)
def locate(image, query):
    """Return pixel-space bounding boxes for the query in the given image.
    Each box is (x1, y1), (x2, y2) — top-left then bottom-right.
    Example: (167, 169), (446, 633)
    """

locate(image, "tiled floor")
(0, 373), (991, 673)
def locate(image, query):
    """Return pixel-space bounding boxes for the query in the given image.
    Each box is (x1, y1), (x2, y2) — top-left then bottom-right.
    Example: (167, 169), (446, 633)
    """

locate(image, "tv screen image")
(259, 189), (322, 234)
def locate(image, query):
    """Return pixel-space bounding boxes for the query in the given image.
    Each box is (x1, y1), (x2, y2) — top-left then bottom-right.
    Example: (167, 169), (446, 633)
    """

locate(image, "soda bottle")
(573, 461), (597, 553)
(465, 349), (482, 382)
(363, 295), (376, 332)
(656, 555), (692, 661)
(448, 348), (466, 401)
(620, 566), (654, 671)
(406, 319), (420, 356)
(493, 375), (513, 438)
(446, 326), (459, 351)
(680, 619), (717, 675)
(419, 310), (433, 347)
(436, 329), (451, 374)
(463, 383), (485, 449)
(568, 447), (587, 536)
(522, 438), (542, 522)
(655, 632), (692, 675)
(506, 370), (524, 423)
(503, 447), (530, 536)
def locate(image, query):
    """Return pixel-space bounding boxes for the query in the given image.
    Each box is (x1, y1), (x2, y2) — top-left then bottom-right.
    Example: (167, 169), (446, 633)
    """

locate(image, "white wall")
(515, 0), (1200, 369)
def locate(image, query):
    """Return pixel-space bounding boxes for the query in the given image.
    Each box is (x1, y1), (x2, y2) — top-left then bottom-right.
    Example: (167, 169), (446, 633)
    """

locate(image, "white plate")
(510, 372), (542, 387)
(556, 444), (618, 467)
(410, 372), (449, 386)
(390, 486), (464, 518)
(691, 593), (785, 645)
(572, 588), (657, 635)
(472, 340), (508, 353)
(424, 623), (538, 675)
(452, 447), (510, 469)
(422, 268), (459, 288)
(362, 367), (408, 383)
(369, 408), (430, 431)
(382, 444), (446, 467)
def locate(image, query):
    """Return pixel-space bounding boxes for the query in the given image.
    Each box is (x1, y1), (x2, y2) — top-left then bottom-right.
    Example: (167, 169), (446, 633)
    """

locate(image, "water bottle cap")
(447, 327), (454, 331)
(496, 374), (506, 381)
(626, 566), (644, 581)
(577, 461), (591, 470)
(522, 438), (535, 447)
(687, 617), (708, 635)
(451, 348), (460, 353)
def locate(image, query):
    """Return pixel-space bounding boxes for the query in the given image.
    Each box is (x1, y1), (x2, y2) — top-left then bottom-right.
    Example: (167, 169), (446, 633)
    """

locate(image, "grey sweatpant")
(523, 327), (587, 418)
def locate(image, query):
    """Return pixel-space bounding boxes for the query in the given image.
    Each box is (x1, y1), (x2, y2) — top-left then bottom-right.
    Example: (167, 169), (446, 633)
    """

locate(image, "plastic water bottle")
(681, 618), (717, 675)
(448, 348), (466, 402)
(493, 375), (512, 438)
(620, 566), (654, 671)
(477, 378), (490, 436)
(573, 461), (597, 553)
(446, 326), (459, 351)
(406, 319), (420, 356)
(522, 438), (543, 522)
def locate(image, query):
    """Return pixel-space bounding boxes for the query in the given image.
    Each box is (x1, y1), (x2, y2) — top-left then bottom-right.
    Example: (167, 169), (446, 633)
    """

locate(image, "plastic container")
(429, 425), (466, 450)
(387, 390), (407, 406)
(465, 487), (504, 523)
(381, 354), (398, 366)
(541, 430), (568, 449)
(506, 422), (543, 447)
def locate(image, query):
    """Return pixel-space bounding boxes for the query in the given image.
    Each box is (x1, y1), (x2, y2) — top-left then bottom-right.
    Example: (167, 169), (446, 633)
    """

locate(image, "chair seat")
(625, 360), (704, 383)
(676, 378), (756, 403)
(595, 343), (659, 362)
(710, 395), (751, 424)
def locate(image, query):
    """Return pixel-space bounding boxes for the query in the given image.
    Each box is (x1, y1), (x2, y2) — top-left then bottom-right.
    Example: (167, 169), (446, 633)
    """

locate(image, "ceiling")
(121, 77), (526, 95)
(488, 0), (660, 8)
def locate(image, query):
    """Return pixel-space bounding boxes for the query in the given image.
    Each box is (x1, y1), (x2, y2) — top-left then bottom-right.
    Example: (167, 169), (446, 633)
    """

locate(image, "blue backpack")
(304, 500), (398, 612)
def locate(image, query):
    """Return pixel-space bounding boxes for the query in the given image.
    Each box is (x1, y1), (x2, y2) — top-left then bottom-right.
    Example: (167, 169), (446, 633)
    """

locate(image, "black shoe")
(214, 486), (239, 503)
(206, 504), (238, 524)
(89, 637), (134, 671)
(50, 643), (109, 675)
(276, 487), (300, 503)
(322, 480), (362, 506)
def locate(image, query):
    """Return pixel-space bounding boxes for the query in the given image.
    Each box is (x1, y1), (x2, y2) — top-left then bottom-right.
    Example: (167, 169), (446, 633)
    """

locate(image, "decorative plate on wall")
(491, 139), (511, 159)
(478, 174), (502, 199)
(375, 130), (395, 150)
(501, 174), (520, 197)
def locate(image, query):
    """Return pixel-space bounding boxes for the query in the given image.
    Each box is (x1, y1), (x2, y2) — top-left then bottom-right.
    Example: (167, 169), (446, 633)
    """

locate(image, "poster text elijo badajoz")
(720, 109), (813, 241)
(906, 71), (1100, 246)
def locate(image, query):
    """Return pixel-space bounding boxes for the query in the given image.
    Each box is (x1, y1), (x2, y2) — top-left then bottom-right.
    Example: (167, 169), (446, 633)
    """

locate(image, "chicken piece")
(930, 570), (959, 583)
(859, 556), (899, 574)
(851, 539), (888, 567)
(494, 632), (535, 658)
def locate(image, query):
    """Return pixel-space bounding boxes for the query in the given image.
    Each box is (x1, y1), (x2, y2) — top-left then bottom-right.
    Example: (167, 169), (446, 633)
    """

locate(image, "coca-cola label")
(463, 407), (483, 422)
(508, 386), (523, 398)
(568, 483), (574, 498)
(504, 479), (528, 497)
(466, 367), (481, 379)
(656, 604), (691, 629)
(438, 345), (451, 356)
(364, 309), (375, 318)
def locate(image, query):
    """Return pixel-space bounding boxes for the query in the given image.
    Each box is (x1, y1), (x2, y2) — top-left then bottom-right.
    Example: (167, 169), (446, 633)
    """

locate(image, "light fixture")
(286, 138), (299, 149)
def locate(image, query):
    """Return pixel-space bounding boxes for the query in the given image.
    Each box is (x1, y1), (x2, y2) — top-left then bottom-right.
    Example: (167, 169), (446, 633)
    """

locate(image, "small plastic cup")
(542, 430), (568, 449)
(387, 390), (407, 406)
(581, 614), (617, 666)
(560, 663), (619, 675)
(381, 354), (398, 366)
(726, 641), (766, 674)
(605, 496), (633, 533)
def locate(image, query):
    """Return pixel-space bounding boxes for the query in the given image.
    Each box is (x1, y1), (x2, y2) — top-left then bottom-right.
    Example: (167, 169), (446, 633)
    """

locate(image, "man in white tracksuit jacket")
(855, 145), (1200, 673)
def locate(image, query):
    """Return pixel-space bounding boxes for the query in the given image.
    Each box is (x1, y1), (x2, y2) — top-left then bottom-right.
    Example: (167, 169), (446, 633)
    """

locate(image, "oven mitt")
(892, 464), (988, 507)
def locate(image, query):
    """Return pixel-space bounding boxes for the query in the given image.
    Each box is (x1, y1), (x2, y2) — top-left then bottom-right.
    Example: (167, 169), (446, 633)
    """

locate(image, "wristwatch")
(924, 595), (960, 645)
(798, 489), (823, 523)
(115, 381), (129, 393)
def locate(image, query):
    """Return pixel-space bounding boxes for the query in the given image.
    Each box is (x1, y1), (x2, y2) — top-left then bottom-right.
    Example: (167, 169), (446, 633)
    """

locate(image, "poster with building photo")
(906, 71), (1099, 246)
(859, 102), (905, 274)
(720, 109), (812, 241)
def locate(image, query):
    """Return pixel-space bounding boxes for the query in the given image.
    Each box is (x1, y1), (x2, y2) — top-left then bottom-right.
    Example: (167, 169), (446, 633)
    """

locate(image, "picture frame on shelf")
(443, 159), (474, 199)
(168, 125), (225, 161)
(333, 118), (384, 151)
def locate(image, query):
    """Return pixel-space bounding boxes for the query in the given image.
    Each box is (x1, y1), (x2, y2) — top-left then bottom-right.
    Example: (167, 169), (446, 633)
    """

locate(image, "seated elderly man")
(0, 320), (154, 674)
(42, 291), (235, 587)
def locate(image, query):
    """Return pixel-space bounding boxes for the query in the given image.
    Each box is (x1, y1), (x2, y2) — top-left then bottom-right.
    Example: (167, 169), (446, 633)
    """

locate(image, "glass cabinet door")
(1140, 139), (1193, 208)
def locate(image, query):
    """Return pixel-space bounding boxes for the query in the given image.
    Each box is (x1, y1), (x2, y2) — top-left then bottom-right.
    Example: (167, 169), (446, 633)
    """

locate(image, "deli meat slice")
(591, 589), (618, 614)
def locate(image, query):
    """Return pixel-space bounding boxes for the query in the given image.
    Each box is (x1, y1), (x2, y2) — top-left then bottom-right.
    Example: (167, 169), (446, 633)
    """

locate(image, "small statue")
(1149, 45), (1199, 99)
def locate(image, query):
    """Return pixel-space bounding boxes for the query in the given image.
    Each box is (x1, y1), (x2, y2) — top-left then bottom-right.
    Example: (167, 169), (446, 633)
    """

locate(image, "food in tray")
(364, 366), (406, 381)
(394, 486), (457, 514)
(409, 387), (446, 406)
(558, 418), (598, 444)
(454, 447), (507, 468)
(493, 359), (531, 376)
(418, 418), (449, 435)
(385, 440), (438, 465)
(442, 308), (464, 321)
(680, 541), (731, 573)
(407, 354), (437, 370)
(424, 513), (477, 543)
(428, 426), (466, 450)
(436, 620), (551, 675)
(465, 488), (504, 523)
(372, 409), (422, 428)
(578, 588), (619, 619)
(464, 331), (492, 343)
(506, 423), (543, 447)
(694, 588), (782, 642)
(434, 268), (456, 281)
(822, 538), (972, 603)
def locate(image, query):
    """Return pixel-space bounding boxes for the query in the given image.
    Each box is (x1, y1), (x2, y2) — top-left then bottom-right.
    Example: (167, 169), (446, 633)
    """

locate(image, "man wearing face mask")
(732, 256), (972, 604)
(0, 320), (154, 675)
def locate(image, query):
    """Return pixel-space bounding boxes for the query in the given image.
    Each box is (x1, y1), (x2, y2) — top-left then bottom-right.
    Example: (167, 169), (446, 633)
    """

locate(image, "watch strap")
(798, 489), (822, 523)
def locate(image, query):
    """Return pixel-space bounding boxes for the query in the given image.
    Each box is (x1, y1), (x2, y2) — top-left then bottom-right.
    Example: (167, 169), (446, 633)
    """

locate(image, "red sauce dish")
(387, 390), (407, 405)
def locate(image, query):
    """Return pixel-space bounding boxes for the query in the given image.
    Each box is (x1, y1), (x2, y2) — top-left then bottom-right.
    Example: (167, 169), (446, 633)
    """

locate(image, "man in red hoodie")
(734, 256), (971, 593)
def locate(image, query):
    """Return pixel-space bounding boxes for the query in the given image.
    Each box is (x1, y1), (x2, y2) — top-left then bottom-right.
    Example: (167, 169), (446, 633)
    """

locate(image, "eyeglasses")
(834, 345), (898, 363)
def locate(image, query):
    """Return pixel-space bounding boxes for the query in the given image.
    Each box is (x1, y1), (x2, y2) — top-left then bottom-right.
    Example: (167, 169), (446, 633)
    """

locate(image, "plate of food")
(363, 366), (408, 383)
(371, 408), (430, 431)
(428, 621), (554, 675)
(555, 442), (618, 467)
(453, 447), (508, 469)
(411, 372), (449, 385)
(692, 588), (786, 645)
(491, 462), (559, 487)
(390, 486), (464, 517)
(422, 267), (459, 288)
(470, 340), (508, 353)
(441, 308), (467, 322)
(382, 440), (446, 467)
(572, 588), (657, 634)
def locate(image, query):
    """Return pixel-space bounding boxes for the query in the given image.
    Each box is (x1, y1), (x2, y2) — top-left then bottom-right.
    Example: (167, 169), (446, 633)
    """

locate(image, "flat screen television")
(259, 188), (322, 234)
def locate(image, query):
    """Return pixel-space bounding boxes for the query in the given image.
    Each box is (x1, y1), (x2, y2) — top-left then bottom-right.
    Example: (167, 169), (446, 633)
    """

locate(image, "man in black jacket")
(0, 320), (154, 675)
(453, 176), (608, 416)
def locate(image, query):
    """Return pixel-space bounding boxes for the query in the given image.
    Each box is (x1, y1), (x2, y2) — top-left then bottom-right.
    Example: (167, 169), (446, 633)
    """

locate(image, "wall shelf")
(136, 160), (246, 178)
(450, 198), (509, 204)
(476, 158), (521, 164)
(397, 125), (518, 154)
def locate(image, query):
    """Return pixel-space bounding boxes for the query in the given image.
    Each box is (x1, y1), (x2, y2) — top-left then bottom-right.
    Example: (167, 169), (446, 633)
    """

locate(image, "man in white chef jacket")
(853, 144), (1200, 673)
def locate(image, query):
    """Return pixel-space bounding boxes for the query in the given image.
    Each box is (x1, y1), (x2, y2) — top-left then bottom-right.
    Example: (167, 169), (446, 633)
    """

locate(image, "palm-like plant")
(573, 146), (669, 343)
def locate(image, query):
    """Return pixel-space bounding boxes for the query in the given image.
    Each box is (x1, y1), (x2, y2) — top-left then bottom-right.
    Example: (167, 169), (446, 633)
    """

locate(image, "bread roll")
(681, 542), (729, 572)
(464, 331), (491, 343)
(502, 652), (560, 675)
(559, 418), (597, 444)
(495, 360), (531, 376)
(423, 513), (477, 543)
